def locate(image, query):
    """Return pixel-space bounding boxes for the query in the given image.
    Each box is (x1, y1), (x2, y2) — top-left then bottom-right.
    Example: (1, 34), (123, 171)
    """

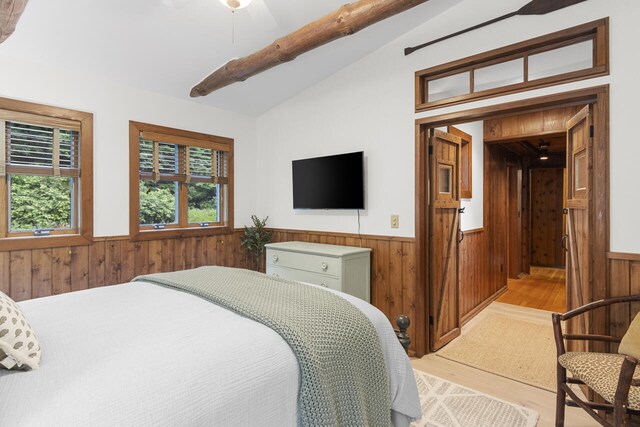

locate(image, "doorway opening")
(486, 120), (573, 315)
(415, 86), (609, 356)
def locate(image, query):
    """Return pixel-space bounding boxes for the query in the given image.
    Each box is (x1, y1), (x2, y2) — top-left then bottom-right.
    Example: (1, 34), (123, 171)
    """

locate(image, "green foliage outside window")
(138, 180), (218, 225)
(10, 175), (72, 231)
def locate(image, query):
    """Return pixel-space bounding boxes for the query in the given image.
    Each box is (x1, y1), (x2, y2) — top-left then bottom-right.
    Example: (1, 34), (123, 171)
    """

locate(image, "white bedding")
(0, 280), (420, 426)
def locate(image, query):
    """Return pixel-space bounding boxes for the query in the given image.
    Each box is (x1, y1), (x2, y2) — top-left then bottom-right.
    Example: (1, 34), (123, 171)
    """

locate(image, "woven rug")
(411, 369), (539, 427)
(437, 312), (556, 391)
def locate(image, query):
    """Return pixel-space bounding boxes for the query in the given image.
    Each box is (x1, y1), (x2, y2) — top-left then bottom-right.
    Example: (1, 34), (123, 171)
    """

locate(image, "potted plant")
(240, 215), (272, 271)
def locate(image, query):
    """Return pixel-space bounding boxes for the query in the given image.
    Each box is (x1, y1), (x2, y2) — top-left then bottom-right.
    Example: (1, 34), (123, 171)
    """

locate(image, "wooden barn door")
(429, 129), (462, 351)
(565, 105), (592, 350)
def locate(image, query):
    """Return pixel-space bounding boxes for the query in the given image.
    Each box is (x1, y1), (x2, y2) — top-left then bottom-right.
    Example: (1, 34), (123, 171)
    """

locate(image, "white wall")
(256, 0), (640, 253)
(0, 55), (257, 237)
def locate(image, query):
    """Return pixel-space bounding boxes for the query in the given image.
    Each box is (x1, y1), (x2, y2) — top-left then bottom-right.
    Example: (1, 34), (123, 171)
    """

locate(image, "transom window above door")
(415, 19), (608, 111)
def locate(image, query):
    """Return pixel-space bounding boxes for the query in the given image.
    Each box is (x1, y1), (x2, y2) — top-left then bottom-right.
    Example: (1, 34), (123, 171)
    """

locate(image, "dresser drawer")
(266, 265), (342, 292)
(267, 248), (341, 277)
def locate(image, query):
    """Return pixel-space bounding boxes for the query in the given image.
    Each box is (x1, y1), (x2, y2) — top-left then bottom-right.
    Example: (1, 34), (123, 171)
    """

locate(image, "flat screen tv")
(292, 151), (364, 209)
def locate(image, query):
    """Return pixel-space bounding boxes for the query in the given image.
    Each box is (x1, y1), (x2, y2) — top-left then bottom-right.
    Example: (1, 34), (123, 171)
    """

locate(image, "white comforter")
(0, 280), (420, 426)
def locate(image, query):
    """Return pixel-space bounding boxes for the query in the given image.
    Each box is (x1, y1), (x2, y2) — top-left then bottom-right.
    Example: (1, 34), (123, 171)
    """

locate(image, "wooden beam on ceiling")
(0, 0), (28, 44)
(190, 0), (429, 97)
(516, 140), (542, 157)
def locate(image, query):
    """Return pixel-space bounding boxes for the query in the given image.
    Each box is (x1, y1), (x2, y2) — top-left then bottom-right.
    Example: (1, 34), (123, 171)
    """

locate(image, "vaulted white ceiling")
(0, 0), (461, 116)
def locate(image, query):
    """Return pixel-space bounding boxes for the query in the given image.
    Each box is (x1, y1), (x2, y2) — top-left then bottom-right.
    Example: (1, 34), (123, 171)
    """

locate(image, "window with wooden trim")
(447, 126), (472, 199)
(129, 121), (233, 240)
(0, 98), (93, 251)
(415, 18), (609, 111)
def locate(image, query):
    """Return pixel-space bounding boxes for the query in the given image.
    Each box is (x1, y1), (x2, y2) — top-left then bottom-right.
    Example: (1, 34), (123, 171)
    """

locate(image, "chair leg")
(556, 364), (567, 427)
(613, 404), (627, 426)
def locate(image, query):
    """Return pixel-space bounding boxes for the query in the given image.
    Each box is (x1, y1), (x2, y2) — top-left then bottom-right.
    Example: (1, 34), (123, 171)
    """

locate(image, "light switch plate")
(391, 215), (399, 228)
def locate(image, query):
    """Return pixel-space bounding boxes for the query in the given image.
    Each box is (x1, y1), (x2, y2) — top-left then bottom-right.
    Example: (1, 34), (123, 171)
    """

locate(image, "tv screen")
(292, 151), (364, 209)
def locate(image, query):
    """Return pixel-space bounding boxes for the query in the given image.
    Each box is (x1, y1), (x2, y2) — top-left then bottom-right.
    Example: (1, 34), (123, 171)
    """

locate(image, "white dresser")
(265, 241), (372, 302)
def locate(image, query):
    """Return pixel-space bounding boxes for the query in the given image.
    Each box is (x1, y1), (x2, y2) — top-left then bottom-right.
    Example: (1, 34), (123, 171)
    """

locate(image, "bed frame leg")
(395, 315), (411, 354)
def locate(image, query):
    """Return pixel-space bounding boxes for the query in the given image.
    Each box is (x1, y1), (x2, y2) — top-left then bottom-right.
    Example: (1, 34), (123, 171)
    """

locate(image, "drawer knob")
(321, 262), (328, 271)
(272, 255), (279, 262)
(321, 283), (328, 288)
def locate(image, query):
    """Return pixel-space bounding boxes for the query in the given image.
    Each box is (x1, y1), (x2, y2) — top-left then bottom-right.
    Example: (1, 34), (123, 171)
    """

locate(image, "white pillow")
(0, 291), (41, 370)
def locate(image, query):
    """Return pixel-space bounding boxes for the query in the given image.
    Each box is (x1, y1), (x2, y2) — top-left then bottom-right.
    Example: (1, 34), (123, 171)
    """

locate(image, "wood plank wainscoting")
(458, 228), (506, 325)
(607, 252), (640, 352)
(0, 229), (431, 354)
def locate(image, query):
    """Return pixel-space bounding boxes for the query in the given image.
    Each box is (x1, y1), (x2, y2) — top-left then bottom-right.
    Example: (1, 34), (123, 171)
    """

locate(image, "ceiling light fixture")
(218, 0), (253, 44)
(539, 140), (550, 160)
(218, 0), (253, 11)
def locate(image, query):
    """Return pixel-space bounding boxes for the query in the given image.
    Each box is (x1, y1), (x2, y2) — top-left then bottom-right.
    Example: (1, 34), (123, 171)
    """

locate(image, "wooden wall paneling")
(195, 236), (207, 268)
(10, 250), (31, 301)
(590, 89), (610, 347)
(173, 238), (186, 272)
(120, 241), (136, 283)
(608, 258), (630, 352)
(484, 145), (510, 296)
(226, 235), (236, 269)
(484, 105), (582, 141)
(521, 160), (532, 274)
(134, 241), (149, 276)
(606, 256), (640, 353)
(0, 251), (8, 295)
(530, 168), (565, 267)
(401, 241), (421, 355)
(206, 236), (217, 266)
(0, 229), (421, 354)
(89, 241), (105, 288)
(216, 237), (226, 267)
(71, 245), (89, 292)
(388, 241), (404, 325)
(148, 239), (162, 274)
(31, 249), (52, 299)
(104, 241), (121, 286)
(51, 247), (71, 295)
(507, 165), (523, 278)
(160, 239), (174, 272)
(365, 240), (381, 313)
(183, 237), (197, 270)
(630, 262), (640, 322)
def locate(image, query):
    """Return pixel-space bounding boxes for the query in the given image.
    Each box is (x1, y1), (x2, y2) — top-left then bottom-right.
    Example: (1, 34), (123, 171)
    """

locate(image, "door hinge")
(429, 315), (434, 325)
(589, 125), (594, 138)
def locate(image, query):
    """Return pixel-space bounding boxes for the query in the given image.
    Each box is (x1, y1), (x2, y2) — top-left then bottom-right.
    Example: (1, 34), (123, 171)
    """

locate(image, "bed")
(0, 266), (420, 426)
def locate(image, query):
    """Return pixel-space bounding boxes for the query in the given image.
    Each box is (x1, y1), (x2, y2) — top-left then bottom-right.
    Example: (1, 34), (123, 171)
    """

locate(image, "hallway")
(497, 267), (566, 313)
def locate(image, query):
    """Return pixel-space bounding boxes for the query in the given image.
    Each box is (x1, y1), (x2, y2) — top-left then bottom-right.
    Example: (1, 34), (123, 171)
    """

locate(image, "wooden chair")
(553, 296), (640, 426)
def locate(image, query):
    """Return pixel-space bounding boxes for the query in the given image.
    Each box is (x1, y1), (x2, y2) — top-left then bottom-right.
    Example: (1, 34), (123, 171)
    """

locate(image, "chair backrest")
(619, 312), (640, 359)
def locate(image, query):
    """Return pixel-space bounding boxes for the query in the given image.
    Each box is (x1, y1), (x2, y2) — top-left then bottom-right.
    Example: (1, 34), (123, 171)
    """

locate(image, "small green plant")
(240, 215), (272, 256)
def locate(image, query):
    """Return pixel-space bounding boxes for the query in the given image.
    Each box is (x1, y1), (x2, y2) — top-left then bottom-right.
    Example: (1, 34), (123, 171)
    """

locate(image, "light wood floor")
(413, 302), (598, 427)
(497, 266), (566, 313)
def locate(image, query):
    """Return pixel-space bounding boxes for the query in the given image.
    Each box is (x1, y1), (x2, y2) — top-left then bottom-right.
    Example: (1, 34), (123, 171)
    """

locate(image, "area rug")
(437, 312), (556, 391)
(411, 369), (539, 427)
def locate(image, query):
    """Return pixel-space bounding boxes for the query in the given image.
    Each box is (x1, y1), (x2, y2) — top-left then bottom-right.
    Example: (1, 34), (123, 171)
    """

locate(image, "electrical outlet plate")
(391, 215), (399, 228)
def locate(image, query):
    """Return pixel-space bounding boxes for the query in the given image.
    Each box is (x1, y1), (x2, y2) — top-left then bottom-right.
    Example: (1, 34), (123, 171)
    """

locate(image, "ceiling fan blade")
(517, 0), (588, 15)
(246, 0), (278, 32)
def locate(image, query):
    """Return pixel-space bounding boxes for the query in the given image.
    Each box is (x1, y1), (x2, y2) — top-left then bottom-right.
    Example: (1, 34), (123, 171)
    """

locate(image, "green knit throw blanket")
(133, 266), (391, 426)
